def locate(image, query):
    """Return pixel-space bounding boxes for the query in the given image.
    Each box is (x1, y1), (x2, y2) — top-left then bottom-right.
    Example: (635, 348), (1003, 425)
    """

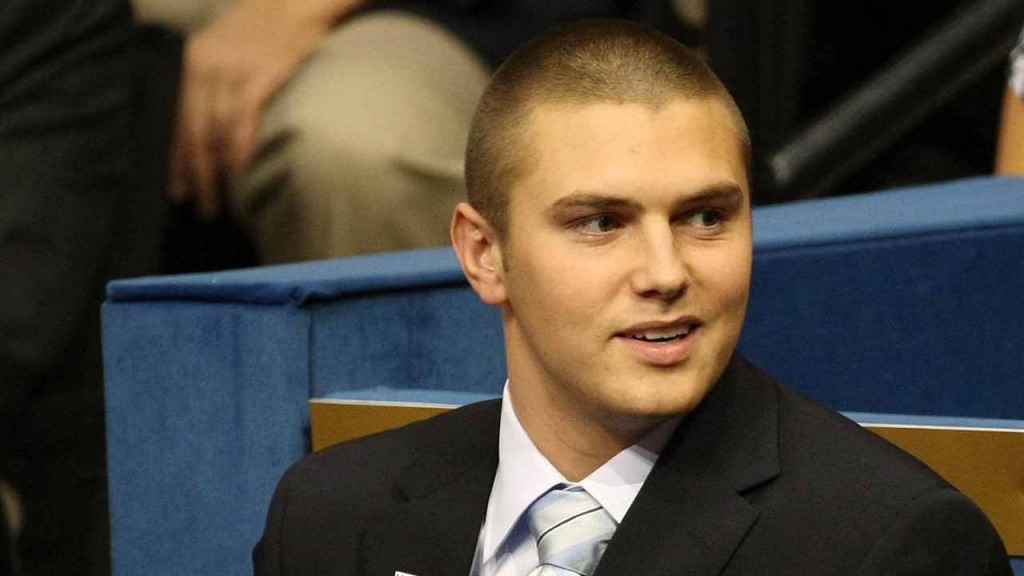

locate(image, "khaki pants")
(136, 2), (491, 261)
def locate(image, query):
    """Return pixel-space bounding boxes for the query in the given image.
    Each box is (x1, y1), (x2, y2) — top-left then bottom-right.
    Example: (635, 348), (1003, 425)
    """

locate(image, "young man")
(254, 20), (1012, 576)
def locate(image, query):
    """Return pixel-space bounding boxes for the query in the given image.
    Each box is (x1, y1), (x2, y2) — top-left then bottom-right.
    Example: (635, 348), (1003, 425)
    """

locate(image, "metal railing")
(764, 0), (1024, 202)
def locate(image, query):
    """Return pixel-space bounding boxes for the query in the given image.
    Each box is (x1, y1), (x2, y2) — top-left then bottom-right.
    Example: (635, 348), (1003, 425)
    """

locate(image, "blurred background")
(150, 0), (1024, 272)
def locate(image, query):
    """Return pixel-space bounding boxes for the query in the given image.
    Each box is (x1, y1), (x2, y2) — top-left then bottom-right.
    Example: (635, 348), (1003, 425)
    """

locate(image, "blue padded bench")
(103, 176), (1024, 576)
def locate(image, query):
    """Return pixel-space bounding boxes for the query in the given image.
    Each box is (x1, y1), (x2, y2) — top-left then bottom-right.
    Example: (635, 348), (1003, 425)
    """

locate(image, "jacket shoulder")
(253, 399), (500, 575)
(277, 397), (499, 510)
(732, 362), (1009, 574)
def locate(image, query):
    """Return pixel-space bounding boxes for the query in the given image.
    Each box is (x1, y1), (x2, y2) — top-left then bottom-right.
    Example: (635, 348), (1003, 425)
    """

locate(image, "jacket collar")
(595, 355), (781, 576)
(361, 355), (781, 576)
(360, 400), (501, 576)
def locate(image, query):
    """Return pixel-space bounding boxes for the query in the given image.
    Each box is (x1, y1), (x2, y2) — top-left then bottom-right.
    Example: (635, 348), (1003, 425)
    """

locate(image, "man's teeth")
(630, 326), (692, 342)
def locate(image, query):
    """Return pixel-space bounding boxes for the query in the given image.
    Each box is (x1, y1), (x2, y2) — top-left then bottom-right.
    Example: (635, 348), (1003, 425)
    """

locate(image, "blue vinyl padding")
(102, 176), (1024, 576)
(845, 412), (1024, 430)
(751, 176), (1024, 250)
(742, 223), (1024, 418)
(102, 303), (310, 575)
(107, 246), (465, 305)
(309, 287), (506, 398)
(323, 388), (500, 406)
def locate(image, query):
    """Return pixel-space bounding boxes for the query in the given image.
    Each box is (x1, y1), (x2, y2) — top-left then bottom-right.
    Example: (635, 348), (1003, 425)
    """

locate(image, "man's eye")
(575, 214), (622, 234)
(687, 209), (724, 229)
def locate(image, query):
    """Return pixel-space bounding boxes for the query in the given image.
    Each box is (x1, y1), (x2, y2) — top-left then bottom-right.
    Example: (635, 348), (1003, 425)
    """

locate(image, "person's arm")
(995, 86), (1024, 175)
(995, 29), (1024, 175)
(169, 0), (368, 218)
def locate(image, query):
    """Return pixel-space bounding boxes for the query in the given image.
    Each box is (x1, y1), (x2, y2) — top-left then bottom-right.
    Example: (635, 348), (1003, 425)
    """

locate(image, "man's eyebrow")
(546, 193), (643, 214)
(678, 182), (746, 208)
(546, 182), (746, 215)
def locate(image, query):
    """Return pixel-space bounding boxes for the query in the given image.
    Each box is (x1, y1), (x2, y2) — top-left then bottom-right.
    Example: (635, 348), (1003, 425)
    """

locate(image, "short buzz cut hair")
(464, 19), (751, 237)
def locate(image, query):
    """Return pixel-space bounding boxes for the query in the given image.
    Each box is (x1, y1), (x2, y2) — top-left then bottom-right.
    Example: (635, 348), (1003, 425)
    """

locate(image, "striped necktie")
(525, 484), (618, 576)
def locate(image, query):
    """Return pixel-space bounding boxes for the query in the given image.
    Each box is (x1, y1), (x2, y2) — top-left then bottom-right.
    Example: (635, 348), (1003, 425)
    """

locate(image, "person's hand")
(169, 0), (365, 218)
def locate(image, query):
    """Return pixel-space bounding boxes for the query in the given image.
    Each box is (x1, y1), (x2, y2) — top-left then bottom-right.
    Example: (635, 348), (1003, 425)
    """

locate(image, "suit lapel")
(596, 356), (781, 576)
(358, 356), (781, 576)
(360, 400), (501, 576)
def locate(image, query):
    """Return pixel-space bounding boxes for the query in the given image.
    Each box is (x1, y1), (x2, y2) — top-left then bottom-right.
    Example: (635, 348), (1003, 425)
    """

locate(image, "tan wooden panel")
(310, 399), (1023, 554)
(309, 399), (454, 452)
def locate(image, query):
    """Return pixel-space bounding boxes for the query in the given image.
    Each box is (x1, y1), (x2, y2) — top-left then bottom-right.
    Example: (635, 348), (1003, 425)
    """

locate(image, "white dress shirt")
(471, 383), (680, 576)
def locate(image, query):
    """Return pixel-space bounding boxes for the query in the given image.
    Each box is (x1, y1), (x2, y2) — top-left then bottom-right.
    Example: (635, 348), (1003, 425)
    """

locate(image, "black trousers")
(0, 1), (176, 573)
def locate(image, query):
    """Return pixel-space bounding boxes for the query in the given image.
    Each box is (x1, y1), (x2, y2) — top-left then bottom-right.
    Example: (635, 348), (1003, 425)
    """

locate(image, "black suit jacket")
(253, 356), (1012, 575)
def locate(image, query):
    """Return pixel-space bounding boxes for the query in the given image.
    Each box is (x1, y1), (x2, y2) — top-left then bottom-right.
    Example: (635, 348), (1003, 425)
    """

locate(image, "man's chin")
(595, 385), (708, 429)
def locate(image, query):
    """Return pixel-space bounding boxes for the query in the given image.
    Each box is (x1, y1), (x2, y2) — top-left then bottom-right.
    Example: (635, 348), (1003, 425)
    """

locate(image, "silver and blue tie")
(525, 484), (618, 576)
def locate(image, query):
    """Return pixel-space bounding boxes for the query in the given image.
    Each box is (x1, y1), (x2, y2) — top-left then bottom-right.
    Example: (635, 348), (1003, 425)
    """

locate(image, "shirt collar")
(478, 383), (680, 565)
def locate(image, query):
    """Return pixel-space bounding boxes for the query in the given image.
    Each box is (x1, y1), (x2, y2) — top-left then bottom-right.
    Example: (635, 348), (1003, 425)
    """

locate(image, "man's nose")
(629, 224), (688, 301)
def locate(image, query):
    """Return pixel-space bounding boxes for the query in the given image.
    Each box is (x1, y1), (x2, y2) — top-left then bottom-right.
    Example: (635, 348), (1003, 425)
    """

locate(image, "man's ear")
(451, 202), (508, 305)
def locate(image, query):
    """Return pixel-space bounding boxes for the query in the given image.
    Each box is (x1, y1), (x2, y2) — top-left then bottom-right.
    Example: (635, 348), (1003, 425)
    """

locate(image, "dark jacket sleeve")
(854, 487), (1012, 576)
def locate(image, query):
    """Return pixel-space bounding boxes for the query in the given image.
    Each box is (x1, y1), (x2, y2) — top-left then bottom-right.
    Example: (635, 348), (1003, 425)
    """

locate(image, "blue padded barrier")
(743, 224), (1024, 417)
(324, 388), (500, 405)
(309, 287), (505, 398)
(103, 176), (1024, 576)
(106, 245), (467, 305)
(102, 303), (310, 576)
(103, 251), (505, 576)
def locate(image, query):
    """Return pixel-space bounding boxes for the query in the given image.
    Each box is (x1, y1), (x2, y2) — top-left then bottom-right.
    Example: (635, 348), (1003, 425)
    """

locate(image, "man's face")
(497, 97), (752, 435)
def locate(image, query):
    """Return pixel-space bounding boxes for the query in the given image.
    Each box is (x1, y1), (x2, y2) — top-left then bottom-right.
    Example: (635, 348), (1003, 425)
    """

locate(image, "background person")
(137, 0), (686, 262)
(0, 0), (164, 574)
(996, 26), (1024, 175)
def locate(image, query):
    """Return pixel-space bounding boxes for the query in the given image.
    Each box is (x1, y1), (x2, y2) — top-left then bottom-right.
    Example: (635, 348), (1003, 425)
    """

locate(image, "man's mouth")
(619, 318), (702, 343)
(626, 325), (693, 342)
(616, 318), (702, 365)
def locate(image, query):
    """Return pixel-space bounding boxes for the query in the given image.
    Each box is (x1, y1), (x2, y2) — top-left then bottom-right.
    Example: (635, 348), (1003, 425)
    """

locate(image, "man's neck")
(508, 382), (664, 481)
